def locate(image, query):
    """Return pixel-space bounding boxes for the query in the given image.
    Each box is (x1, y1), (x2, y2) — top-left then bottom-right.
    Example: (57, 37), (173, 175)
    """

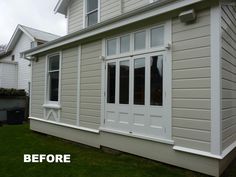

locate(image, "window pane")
(87, 11), (98, 26)
(49, 71), (59, 101)
(120, 35), (130, 53)
(151, 26), (164, 47)
(87, 0), (98, 12)
(49, 55), (59, 71)
(134, 58), (145, 105)
(119, 61), (129, 104)
(107, 62), (116, 103)
(107, 39), (117, 56)
(150, 56), (163, 106)
(134, 31), (146, 51)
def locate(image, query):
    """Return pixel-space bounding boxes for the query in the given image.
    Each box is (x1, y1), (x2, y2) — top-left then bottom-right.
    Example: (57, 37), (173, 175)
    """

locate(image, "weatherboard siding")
(80, 40), (102, 129)
(67, 0), (151, 33)
(60, 47), (78, 125)
(172, 9), (211, 152)
(122, 0), (149, 13)
(31, 57), (45, 118)
(221, 5), (236, 151)
(101, 0), (121, 21)
(68, 0), (84, 33)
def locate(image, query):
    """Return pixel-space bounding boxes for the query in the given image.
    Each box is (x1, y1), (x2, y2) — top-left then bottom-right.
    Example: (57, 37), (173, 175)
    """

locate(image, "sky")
(0, 0), (67, 45)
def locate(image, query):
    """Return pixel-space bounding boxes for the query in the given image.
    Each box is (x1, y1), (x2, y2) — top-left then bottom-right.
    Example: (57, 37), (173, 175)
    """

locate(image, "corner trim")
(29, 117), (100, 134)
(210, 3), (222, 155)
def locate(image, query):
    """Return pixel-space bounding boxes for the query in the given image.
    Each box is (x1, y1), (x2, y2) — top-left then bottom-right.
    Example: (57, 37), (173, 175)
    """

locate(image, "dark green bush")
(0, 88), (26, 97)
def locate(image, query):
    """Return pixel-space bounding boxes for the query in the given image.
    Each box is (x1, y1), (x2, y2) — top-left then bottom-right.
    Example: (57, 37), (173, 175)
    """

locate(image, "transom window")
(47, 54), (60, 102)
(85, 0), (99, 27)
(106, 25), (165, 57)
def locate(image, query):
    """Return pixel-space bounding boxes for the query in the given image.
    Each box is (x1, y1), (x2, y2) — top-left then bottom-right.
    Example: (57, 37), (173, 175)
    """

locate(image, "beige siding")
(122, 0), (149, 13)
(101, 0), (121, 21)
(67, 0), (151, 32)
(221, 5), (236, 150)
(80, 40), (102, 129)
(68, 0), (83, 34)
(60, 47), (78, 125)
(31, 57), (45, 118)
(172, 9), (211, 152)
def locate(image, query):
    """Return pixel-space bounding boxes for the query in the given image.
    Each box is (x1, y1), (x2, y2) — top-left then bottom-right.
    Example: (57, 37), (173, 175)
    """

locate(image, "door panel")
(104, 52), (167, 139)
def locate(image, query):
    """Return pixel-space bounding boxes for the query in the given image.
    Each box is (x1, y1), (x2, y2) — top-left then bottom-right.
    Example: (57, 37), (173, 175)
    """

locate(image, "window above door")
(105, 24), (166, 59)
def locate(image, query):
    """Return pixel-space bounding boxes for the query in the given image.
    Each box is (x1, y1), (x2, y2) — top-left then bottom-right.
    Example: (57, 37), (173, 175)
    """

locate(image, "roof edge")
(54, 0), (69, 15)
(5, 25), (35, 53)
(23, 0), (206, 58)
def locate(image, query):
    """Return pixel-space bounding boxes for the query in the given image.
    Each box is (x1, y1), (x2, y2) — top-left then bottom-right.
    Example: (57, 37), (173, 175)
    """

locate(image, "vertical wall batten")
(77, 46), (81, 126)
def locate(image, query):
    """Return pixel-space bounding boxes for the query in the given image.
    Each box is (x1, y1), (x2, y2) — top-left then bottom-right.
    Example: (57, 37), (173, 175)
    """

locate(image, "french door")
(104, 52), (169, 139)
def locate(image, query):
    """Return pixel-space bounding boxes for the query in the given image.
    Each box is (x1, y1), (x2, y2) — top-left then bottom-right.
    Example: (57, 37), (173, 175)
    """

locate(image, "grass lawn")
(0, 123), (234, 177)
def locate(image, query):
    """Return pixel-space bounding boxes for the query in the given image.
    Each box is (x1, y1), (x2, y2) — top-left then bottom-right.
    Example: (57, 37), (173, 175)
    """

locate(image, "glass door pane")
(150, 55), (163, 106)
(134, 58), (145, 105)
(119, 60), (129, 104)
(107, 62), (116, 103)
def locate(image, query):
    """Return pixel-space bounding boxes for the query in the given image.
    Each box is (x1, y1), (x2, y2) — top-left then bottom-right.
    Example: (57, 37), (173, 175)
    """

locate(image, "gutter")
(22, 0), (204, 58)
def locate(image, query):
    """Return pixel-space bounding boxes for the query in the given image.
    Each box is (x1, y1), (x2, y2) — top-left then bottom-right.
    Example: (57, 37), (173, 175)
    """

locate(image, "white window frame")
(105, 23), (167, 60)
(83, 0), (101, 28)
(44, 52), (62, 107)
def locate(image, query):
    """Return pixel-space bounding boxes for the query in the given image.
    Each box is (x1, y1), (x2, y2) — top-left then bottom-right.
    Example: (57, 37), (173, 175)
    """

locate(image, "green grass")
(0, 124), (233, 177)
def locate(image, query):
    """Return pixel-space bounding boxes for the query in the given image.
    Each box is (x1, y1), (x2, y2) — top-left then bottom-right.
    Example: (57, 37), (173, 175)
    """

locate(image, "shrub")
(0, 88), (26, 97)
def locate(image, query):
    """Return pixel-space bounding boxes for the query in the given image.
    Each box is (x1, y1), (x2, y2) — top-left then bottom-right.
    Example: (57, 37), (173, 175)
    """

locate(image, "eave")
(54, 0), (70, 15)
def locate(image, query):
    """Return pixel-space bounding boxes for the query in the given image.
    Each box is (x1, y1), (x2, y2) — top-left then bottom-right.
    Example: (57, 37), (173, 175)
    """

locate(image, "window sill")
(43, 103), (61, 109)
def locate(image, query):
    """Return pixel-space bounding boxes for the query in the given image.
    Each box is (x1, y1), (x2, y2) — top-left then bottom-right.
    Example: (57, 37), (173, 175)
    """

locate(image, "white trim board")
(77, 46), (81, 126)
(29, 117), (100, 134)
(173, 146), (222, 159)
(210, 3), (222, 156)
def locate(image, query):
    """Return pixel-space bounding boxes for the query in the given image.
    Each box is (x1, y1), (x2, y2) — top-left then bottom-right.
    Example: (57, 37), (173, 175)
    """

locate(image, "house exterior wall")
(1, 33), (31, 92)
(31, 56), (45, 118)
(80, 41), (102, 129)
(67, 0), (84, 33)
(60, 47), (79, 125)
(122, 0), (149, 13)
(11, 33), (31, 92)
(172, 9), (211, 152)
(67, 0), (151, 34)
(100, 0), (122, 21)
(28, 1), (236, 175)
(0, 62), (18, 89)
(221, 5), (236, 151)
(31, 7), (212, 152)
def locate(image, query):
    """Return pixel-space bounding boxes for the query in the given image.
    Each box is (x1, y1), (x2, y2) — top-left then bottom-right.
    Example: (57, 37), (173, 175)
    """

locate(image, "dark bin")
(7, 108), (24, 125)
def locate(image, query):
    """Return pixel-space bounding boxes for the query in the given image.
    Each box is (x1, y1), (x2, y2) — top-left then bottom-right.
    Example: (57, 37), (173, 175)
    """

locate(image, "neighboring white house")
(0, 25), (60, 93)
